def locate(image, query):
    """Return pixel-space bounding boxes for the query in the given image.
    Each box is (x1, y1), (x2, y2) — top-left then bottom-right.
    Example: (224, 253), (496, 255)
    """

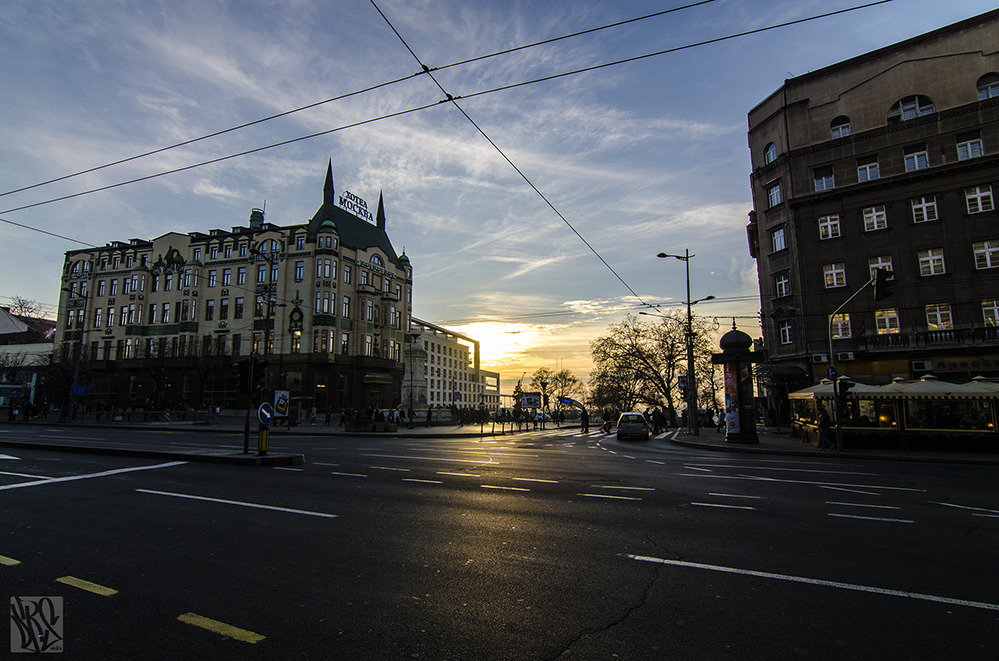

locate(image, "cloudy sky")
(1, 0), (994, 391)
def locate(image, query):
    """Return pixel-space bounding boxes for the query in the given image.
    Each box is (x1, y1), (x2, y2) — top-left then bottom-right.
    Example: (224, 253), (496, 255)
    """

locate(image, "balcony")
(860, 326), (999, 351)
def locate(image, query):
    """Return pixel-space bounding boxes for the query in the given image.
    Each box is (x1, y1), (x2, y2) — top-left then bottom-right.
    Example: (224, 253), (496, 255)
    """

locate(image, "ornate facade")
(55, 161), (413, 413)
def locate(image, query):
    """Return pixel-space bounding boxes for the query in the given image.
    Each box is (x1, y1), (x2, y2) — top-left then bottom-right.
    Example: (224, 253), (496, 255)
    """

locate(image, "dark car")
(616, 412), (650, 441)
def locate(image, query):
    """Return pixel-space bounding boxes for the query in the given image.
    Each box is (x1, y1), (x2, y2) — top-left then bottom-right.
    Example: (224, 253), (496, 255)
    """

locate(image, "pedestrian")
(817, 405), (835, 450)
(715, 409), (725, 433)
(580, 408), (589, 433)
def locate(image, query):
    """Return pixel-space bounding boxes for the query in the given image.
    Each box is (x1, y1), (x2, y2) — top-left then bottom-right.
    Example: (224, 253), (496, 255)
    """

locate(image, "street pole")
(683, 249), (698, 436)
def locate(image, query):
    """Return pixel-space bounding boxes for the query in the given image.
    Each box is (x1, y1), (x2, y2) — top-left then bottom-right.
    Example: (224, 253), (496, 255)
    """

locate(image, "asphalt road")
(2, 427), (998, 659)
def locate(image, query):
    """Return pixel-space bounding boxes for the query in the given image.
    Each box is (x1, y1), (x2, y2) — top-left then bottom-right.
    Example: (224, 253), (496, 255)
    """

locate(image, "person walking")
(817, 405), (835, 450)
(580, 408), (589, 433)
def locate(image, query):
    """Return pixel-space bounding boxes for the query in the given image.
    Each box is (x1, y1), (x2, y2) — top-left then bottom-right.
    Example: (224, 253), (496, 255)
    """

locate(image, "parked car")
(616, 412), (650, 441)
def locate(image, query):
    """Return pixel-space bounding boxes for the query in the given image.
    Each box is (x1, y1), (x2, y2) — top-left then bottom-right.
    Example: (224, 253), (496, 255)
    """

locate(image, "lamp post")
(657, 250), (714, 436)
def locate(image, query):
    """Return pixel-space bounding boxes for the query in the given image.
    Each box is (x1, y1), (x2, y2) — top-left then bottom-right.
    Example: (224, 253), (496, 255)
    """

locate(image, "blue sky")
(1, 0), (995, 391)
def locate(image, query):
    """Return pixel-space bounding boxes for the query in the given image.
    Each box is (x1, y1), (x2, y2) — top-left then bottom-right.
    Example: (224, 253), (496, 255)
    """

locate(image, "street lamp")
(657, 250), (715, 436)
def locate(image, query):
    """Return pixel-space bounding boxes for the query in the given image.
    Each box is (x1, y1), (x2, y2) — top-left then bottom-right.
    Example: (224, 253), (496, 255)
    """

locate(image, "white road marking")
(818, 485), (881, 495)
(136, 489), (337, 518)
(591, 485), (654, 491)
(363, 453), (491, 465)
(679, 473), (921, 492)
(369, 466), (411, 472)
(826, 501), (900, 510)
(0, 461), (187, 491)
(686, 463), (876, 476)
(312, 462), (339, 466)
(930, 501), (999, 515)
(512, 477), (558, 484)
(626, 555), (999, 612)
(828, 513), (914, 523)
(481, 485), (530, 492)
(709, 493), (761, 499)
(402, 479), (443, 485)
(684, 466), (713, 472)
(330, 471), (367, 478)
(691, 502), (756, 510)
(1, 470), (56, 479)
(437, 471), (480, 478)
(578, 493), (641, 501)
(273, 467), (303, 472)
(646, 460), (666, 465)
(0, 454), (21, 460)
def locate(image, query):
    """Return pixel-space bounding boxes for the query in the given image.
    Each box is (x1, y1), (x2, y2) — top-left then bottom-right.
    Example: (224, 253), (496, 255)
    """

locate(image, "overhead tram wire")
(1, 0), (894, 231)
(0, 1), (716, 201)
(368, 0), (651, 307)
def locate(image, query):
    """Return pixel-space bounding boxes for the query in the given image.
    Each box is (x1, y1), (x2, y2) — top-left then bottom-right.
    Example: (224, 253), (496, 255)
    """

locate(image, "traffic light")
(873, 268), (895, 301)
(836, 377), (856, 414)
(232, 360), (250, 393)
(252, 359), (270, 392)
(677, 374), (688, 400)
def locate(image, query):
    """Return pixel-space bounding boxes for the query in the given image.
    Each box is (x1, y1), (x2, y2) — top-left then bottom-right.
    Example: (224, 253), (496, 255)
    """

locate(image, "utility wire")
(368, 0), (651, 306)
(1, 0), (894, 239)
(0, 2), (715, 201)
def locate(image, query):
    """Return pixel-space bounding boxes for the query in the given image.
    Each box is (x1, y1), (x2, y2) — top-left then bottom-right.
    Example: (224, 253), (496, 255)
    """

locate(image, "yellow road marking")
(55, 575), (118, 596)
(177, 613), (265, 644)
(0, 555), (21, 566)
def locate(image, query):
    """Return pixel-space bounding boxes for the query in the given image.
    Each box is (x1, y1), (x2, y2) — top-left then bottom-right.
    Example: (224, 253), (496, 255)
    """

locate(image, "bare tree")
(529, 367), (582, 415)
(7, 296), (43, 318)
(588, 312), (715, 424)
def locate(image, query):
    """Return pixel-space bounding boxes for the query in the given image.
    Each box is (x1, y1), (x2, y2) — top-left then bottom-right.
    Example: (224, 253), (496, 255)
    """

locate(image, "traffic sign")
(826, 365), (838, 381)
(257, 402), (274, 426)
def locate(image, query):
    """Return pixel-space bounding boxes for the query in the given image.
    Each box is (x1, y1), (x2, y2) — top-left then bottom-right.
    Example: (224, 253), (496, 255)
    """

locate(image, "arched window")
(978, 73), (999, 101)
(830, 116), (851, 139)
(371, 255), (383, 267)
(888, 95), (934, 122)
(764, 143), (777, 165)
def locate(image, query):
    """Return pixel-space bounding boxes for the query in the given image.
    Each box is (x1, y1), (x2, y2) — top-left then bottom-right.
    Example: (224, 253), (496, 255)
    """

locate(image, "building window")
(813, 167), (835, 192)
(888, 95), (934, 121)
(317, 259), (331, 279)
(234, 297), (244, 320)
(863, 205), (887, 231)
(966, 185), (995, 214)
(224, 244), (233, 258)
(829, 313), (851, 339)
(977, 73), (999, 100)
(983, 299), (999, 327)
(208, 270), (217, 287)
(857, 160), (879, 182)
(236, 266), (246, 285)
(766, 182), (782, 208)
(148, 304), (157, 325)
(363, 299), (373, 321)
(110, 279), (118, 295)
(270, 262), (278, 282)
(957, 138), (984, 161)
(912, 196), (938, 223)
(904, 147), (929, 172)
(778, 321), (792, 345)
(161, 303), (170, 324)
(220, 298), (229, 319)
(210, 245), (218, 260)
(974, 240), (999, 270)
(774, 274), (791, 298)
(239, 243), (248, 257)
(868, 256), (893, 280)
(764, 143), (777, 164)
(925, 303), (953, 330)
(830, 116), (851, 139)
(205, 300), (215, 321)
(343, 265), (352, 284)
(823, 263), (846, 288)
(818, 215), (840, 240)
(341, 296), (351, 318)
(256, 264), (266, 283)
(165, 274), (173, 291)
(341, 333), (349, 355)
(771, 227), (786, 253)
(918, 248), (946, 276)
(875, 309), (900, 335)
(296, 236), (305, 250)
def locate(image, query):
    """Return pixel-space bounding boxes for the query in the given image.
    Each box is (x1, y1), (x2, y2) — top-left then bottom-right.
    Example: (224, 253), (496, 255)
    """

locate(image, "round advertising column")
(712, 325), (759, 444)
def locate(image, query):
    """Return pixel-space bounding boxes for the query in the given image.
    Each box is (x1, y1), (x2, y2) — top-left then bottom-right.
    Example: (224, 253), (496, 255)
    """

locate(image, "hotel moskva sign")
(337, 191), (374, 223)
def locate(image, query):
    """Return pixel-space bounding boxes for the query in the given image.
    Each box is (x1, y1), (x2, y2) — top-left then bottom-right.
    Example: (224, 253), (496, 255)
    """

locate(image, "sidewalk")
(669, 425), (999, 466)
(3, 417), (997, 466)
